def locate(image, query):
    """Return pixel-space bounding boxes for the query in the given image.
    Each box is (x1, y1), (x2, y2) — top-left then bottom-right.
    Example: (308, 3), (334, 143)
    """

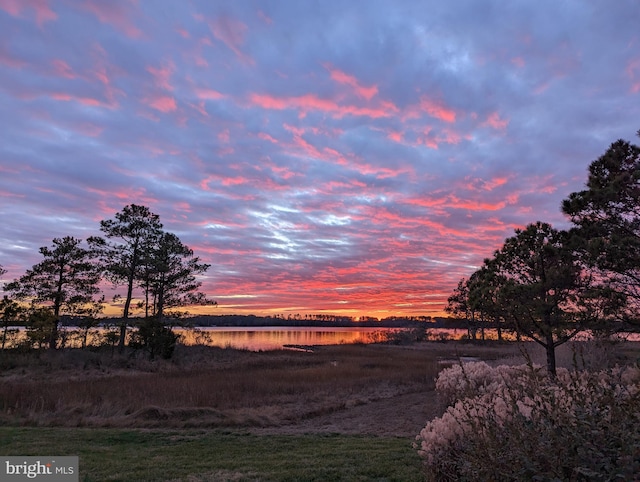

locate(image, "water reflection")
(5, 326), (637, 351)
(177, 326), (396, 351)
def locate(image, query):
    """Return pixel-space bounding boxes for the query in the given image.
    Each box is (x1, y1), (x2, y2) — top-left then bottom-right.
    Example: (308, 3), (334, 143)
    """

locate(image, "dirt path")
(251, 389), (442, 437)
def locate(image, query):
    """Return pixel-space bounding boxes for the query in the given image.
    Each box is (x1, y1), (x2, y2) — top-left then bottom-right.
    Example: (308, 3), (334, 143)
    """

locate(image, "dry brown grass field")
(1, 339), (637, 437)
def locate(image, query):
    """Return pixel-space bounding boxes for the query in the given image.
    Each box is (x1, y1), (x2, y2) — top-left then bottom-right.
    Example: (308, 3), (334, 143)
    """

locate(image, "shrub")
(129, 319), (180, 359)
(415, 361), (640, 480)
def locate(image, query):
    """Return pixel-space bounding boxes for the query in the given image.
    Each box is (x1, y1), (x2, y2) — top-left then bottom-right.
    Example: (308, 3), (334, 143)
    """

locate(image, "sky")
(0, 0), (639, 319)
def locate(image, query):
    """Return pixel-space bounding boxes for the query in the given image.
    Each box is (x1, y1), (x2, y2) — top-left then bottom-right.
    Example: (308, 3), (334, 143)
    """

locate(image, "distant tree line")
(0, 204), (214, 358)
(180, 314), (435, 328)
(447, 131), (640, 376)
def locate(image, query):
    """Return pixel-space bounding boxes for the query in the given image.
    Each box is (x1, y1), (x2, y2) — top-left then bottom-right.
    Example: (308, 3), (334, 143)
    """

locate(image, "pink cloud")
(446, 196), (507, 211)
(626, 58), (640, 93)
(0, 0), (20, 15)
(51, 59), (76, 78)
(89, 43), (125, 106)
(50, 92), (112, 108)
(0, 189), (25, 199)
(283, 123), (304, 137)
(421, 127), (468, 149)
(533, 80), (552, 94)
(208, 15), (254, 64)
(405, 192), (510, 212)
(201, 174), (257, 191)
(174, 202), (192, 213)
(176, 27), (190, 38)
(258, 132), (278, 143)
(325, 65), (378, 100)
(199, 175), (216, 191)
(222, 176), (247, 186)
(387, 130), (404, 143)
(290, 133), (324, 160)
(218, 129), (230, 143)
(483, 112), (509, 130)
(188, 101), (209, 118)
(419, 96), (456, 123)
(268, 164), (297, 180)
(249, 93), (396, 119)
(147, 62), (174, 91)
(463, 176), (509, 192)
(146, 95), (177, 113)
(196, 88), (225, 100)
(0, 0), (56, 25)
(80, 0), (142, 38)
(249, 93), (287, 110)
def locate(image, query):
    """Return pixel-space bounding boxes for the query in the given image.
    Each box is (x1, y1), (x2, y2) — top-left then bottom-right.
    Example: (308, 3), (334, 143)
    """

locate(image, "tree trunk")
(119, 269), (136, 350)
(156, 274), (165, 322)
(49, 320), (59, 350)
(50, 267), (64, 350)
(117, 323), (127, 351)
(119, 278), (134, 349)
(545, 333), (557, 377)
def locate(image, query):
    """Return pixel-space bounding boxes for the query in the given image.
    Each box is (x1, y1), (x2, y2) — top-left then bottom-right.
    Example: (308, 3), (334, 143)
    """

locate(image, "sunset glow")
(0, 1), (638, 318)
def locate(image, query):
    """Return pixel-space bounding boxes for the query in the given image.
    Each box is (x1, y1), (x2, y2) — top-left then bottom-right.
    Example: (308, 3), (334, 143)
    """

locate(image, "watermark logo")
(1, 457), (78, 481)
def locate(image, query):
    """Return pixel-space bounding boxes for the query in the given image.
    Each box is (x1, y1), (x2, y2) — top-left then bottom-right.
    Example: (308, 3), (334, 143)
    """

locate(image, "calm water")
(6, 326), (635, 351)
(176, 326), (402, 351)
(4, 325), (406, 351)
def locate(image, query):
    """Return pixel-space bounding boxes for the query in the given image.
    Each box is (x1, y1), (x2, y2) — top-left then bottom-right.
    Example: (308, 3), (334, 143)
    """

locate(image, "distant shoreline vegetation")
(57, 314), (470, 329)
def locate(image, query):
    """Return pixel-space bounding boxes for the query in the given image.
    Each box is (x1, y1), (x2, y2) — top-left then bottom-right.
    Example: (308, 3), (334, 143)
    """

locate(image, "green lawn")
(0, 427), (426, 481)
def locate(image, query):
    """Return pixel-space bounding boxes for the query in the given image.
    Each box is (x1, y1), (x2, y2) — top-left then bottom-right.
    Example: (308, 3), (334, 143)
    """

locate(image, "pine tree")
(4, 237), (102, 349)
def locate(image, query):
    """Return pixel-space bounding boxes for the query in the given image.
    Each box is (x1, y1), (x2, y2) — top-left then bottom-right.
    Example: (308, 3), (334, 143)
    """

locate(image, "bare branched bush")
(415, 352), (640, 481)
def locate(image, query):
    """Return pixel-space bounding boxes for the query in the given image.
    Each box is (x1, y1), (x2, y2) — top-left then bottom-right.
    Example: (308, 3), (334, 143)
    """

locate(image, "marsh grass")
(0, 343), (445, 428)
(0, 427), (426, 481)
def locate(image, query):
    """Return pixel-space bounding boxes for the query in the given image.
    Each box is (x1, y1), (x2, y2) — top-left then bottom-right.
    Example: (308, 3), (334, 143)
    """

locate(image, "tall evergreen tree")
(130, 232), (213, 359)
(445, 277), (478, 340)
(488, 222), (618, 376)
(90, 204), (163, 349)
(446, 265), (507, 341)
(562, 132), (640, 324)
(3, 236), (102, 350)
(145, 232), (212, 320)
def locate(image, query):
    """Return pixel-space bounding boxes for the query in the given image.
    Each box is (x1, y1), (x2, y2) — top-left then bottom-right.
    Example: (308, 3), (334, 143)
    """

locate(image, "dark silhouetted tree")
(562, 132), (640, 325)
(145, 231), (213, 320)
(4, 236), (103, 350)
(445, 278), (477, 339)
(90, 204), (163, 349)
(467, 263), (509, 341)
(130, 232), (213, 359)
(446, 266), (507, 341)
(488, 222), (620, 376)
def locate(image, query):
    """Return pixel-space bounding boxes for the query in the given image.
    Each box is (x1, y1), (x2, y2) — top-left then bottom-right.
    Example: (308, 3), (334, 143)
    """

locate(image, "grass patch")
(0, 427), (426, 481)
